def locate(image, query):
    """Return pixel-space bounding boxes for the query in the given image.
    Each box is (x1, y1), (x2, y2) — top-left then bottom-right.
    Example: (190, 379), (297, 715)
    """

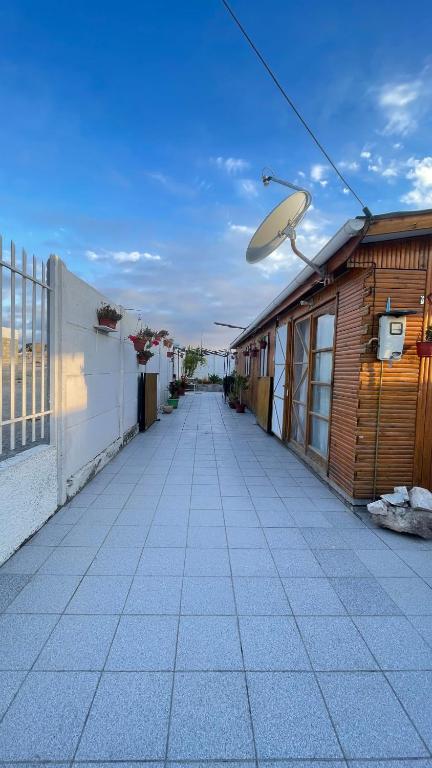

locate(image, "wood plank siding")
(235, 229), (432, 501)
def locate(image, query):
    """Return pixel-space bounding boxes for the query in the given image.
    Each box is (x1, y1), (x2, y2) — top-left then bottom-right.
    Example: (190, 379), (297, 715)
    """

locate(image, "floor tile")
(315, 550), (371, 577)
(240, 616), (310, 670)
(354, 549), (414, 577)
(282, 577), (347, 615)
(176, 616), (243, 670)
(1, 546), (53, 574)
(297, 616), (377, 671)
(409, 615), (432, 647)
(137, 547), (185, 576)
(124, 575), (182, 614)
(247, 671), (342, 759)
(226, 526), (268, 548)
(378, 577), (432, 615)
(397, 550), (432, 577)
(0, 670), (26, 718)
(168, 671), (254, 759)
(184, 548), (230, 577)
(188, 508), (225, 526)
(103, 525), (149, 547)
(6, 575), (80, 613)
(106, 615), (177, 670)
(223, 497), (254, 511)
(272, 549), (324, 577)
(387, 671), (432, 751)
(35, 615), (118, 670)
(76, 671), (172, 759)
(330, 578), (402, 616)
(187, 526), (227, 548)
(65, 575), (131, 614)
(264, 528), (309, 549)
(181, 577), (235, 615)
(38, 547), (96, 575)
(27, 524), (73, 547)
(0, 670), (99, 760)
(0, 574), (31, 611)
(229, 548), (278, 577)
(87, 546), (141, 575)
(61, 524), (110, 547)
(354, 616), (432, 670)
(146, 526), (188, 547)
(319, 671), (428, 759)
(223, 508), (261, 526)
(233, 577), (291, 615)
(0, 614), (58, 669)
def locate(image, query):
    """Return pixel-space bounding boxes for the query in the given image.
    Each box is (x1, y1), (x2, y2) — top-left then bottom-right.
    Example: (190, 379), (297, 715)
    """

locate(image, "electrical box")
(377, 314), (406, 361)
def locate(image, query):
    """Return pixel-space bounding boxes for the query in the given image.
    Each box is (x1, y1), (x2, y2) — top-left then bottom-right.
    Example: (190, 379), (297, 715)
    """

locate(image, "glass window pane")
(313, 351), (333, 383)
(294, 319), (310, 363)
(316, 314), (334, 349)
(292, 403), (306, 443)
(312, 384), (330, 417)
(310, 416), (329, 455)
(293, 363), (308, 403)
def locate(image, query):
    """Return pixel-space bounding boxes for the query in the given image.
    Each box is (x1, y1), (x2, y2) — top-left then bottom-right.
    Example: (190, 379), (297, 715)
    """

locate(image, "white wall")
(0, 445), (57, 564)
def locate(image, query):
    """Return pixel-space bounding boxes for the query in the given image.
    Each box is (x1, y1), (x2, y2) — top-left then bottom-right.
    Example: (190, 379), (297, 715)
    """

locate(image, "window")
(259, 336), (269, 377)
(291, 318), (310, 445)
(309, 313), (335, 457)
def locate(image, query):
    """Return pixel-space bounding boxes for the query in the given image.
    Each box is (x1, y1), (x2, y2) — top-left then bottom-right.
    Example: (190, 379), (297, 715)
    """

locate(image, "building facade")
(232, 209), (432, 503)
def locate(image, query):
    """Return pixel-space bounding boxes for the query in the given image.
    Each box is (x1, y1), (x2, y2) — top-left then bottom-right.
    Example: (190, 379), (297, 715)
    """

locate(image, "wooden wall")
(235, 234), (432, 498)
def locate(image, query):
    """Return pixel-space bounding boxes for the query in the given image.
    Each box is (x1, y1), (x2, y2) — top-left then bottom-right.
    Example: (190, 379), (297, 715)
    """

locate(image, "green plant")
(183, 346), (207, 378)
(128, 326), (171, 364)
(208, 374), (222, 384)
(97, 303), (123, 323)
(169, 380), (180, 397)
(233, 372), (249, 404)
(426, 325), (432, 342)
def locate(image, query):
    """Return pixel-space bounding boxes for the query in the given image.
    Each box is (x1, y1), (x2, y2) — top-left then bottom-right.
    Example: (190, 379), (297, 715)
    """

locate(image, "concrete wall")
(0, 445), (57, 564)
(0, 255), (175, 565)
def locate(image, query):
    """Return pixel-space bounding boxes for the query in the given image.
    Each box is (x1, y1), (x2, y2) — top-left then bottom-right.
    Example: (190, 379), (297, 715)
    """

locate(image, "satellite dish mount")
(258, 172), (325, 278)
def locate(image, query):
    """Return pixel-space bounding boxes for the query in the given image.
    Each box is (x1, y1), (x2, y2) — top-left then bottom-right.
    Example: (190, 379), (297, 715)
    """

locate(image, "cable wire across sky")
(221, 0), (371, 216)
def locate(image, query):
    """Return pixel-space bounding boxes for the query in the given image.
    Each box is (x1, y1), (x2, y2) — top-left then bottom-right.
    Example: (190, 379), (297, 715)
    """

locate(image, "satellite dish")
(246, 189), (310, 264)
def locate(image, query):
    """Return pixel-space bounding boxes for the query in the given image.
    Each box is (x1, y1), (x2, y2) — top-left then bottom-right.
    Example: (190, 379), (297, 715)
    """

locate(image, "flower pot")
(137, 350), (152, 365)
(162, 405), (173, 414)
(243, 351), (250, 357)
(259, 340), (267, 349)
(178, 387), (185, 396)
(228, 401), (237, 409)
(251, 348), (258, 358)
(167, 397), (179, 408)
(167, 351), (174, 358)
(132, 338), (146, 352)
(416, 341), (432, 358)
(236, 403), (246, 413)
(98, 317), (117, 329)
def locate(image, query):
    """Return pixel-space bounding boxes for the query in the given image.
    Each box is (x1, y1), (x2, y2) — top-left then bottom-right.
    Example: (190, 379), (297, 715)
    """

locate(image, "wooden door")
(271, 323), (288, 440)
(291, 317), (311, 448)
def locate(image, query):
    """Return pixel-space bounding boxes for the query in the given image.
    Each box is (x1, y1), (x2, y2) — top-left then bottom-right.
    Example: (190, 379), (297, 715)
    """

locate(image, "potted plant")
(243, 348), (250, 357)
(129, 326), (171, 364)
(251, 346), (258, 358)
(137, 349), (153, 365)
(167, 350), (174, 359)
(233, 372), (249, 413)
(163, 337), (173, 348)
(97, 303), (123, 329)
(259, 337), (267, 350)
(416, 326), (432, 357)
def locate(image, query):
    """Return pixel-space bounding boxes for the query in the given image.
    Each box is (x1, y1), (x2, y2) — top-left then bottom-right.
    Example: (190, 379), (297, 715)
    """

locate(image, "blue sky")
(1, 0), (432, 347)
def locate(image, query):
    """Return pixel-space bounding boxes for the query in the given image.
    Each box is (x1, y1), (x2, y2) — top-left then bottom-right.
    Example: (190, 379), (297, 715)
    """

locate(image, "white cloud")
(375, 69), (432, 136)
(360, 150), (371, 159)
(85, 249), (162, 264)
(310, 164), (329, 187)
(338, 160), (359, 171)
(401, 156), (432, 206)
(212, 156), (250, 174)
(228, 223), (255, 235)
(237, 178), (259, 198)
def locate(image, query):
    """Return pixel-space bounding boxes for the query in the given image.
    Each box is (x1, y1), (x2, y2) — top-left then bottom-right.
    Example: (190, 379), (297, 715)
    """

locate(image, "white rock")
(371, 504), (432, 539)
(409, 487), (432, 512)
(394, 486), (409, 502)
(367, 500), (388, 516)
(381, 492), (407, 506)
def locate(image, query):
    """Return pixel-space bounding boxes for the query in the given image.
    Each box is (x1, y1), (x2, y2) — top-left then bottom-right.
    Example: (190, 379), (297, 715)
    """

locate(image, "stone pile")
(367, 486), (432, 539)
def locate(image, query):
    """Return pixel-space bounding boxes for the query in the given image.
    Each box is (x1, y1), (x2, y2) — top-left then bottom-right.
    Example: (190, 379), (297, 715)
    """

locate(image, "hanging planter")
(259, 337), (267, 350)
(137, 350), (153, 365)
(167, 351), (174, 359)
(251, 346), (258, 358)
(416, 326), (432, 357)
(128, 336), (146, 352)
(243, 349), (250, 357)
(163, 338), (173, 348)
(96, 303), (123, 329)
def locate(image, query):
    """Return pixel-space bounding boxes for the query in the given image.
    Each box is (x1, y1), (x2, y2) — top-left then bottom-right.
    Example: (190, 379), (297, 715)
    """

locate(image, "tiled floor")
(1, 392), (432, 767)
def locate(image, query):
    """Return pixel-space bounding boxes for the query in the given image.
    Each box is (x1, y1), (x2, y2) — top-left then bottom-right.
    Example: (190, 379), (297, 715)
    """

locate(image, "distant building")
(1, 328), (19, 362)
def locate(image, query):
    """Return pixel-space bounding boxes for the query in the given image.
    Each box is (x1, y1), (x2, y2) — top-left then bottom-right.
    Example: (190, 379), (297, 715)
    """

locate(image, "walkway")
(1, 393), (432, 765)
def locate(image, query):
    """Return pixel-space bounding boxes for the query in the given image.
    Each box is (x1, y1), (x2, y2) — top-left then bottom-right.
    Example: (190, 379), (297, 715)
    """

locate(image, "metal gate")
(271, 323), (288, 439)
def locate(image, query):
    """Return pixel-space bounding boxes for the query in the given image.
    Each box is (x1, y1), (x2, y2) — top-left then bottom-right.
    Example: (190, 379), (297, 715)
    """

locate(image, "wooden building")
(232, 209), (432, 503)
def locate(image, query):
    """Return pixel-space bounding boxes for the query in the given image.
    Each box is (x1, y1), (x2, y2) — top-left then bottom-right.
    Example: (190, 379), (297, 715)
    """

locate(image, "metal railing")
(0, 237), (52, 459)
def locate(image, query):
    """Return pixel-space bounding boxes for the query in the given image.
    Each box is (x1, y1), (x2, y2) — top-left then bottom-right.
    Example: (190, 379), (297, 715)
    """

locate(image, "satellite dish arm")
(262, 174), (312, 207)
(288, 231), (325, 278)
